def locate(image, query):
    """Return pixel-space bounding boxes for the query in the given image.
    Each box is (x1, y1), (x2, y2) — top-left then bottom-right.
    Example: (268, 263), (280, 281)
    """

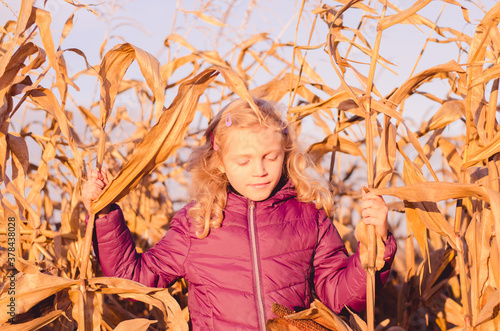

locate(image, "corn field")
(1, 0), (500, 330)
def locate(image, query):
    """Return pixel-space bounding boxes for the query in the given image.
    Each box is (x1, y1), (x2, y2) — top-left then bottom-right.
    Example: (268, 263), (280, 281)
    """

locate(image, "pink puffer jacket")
(92, 179), (396, 330)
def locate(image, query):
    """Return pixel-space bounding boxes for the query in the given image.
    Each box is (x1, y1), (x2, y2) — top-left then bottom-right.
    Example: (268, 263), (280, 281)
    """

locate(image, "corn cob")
(271, 303), (333, 331)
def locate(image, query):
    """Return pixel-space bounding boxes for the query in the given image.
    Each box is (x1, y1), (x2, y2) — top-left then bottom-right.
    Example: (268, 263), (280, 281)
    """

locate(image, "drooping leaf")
(91, 68), (217, 212)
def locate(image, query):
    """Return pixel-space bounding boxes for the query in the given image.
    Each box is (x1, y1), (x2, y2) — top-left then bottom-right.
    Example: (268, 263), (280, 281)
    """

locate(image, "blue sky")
(2, 0), (496, 122)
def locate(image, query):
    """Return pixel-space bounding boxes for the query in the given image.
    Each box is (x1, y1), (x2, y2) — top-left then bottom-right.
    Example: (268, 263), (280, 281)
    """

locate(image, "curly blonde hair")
(187, 98), (334, 238)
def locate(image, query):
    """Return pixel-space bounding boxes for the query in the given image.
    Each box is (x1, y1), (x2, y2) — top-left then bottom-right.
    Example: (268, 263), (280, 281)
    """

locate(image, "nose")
(253, 159), (268, 177)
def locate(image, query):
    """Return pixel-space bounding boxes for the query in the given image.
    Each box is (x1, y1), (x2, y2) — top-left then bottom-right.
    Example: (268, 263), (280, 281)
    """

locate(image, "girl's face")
(218, 125), (285, 201)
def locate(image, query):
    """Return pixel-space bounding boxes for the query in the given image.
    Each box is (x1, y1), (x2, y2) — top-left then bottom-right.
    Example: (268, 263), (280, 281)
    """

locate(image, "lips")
(249, 182), (270, 188)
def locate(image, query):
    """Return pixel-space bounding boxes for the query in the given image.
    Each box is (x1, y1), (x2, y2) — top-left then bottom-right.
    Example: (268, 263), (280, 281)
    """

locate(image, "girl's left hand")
(361, 191), (389, 241)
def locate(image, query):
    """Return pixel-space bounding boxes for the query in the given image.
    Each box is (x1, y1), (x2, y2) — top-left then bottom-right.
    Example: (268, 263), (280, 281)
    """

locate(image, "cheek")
(225, 162), (244, 175)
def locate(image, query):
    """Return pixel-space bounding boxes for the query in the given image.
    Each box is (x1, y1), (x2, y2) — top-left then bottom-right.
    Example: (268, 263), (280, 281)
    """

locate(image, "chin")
(247, 191), (273, 202)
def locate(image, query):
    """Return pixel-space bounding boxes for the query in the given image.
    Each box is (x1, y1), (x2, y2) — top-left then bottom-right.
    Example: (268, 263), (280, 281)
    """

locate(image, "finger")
(363, 192), (385, 202)
(89, 178), (106, 188)
(362, 195), (387, 207)
(101, 168), (109, 185)
(362, 209), (386, 221)
(90, 169), (99, 179)
(361, 199), (385, 210)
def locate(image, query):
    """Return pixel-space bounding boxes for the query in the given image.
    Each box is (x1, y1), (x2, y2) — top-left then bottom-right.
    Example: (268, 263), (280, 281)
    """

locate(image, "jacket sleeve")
(313, 210), (397, 314)
(91, 203), (191, 288)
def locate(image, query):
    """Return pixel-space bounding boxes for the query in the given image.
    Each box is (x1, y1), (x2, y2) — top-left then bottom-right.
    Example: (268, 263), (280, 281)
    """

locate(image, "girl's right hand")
(82, 168), (110, 217)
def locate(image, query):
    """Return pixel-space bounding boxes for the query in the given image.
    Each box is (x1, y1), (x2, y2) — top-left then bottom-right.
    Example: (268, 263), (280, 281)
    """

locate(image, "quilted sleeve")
(313, 210), (397, 314)
(91, 203), (191, 288)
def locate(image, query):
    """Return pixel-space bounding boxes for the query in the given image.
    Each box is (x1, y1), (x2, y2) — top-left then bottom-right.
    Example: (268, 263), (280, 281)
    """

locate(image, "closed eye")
(236, 160), (250, 166)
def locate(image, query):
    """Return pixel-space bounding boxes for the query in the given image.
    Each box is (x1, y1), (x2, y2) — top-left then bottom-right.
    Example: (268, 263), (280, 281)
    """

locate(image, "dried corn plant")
(1, 0), (500, 330)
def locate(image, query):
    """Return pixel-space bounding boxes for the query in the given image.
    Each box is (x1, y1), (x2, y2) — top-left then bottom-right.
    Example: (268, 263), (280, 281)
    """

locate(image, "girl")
(82, 98), (396, 330)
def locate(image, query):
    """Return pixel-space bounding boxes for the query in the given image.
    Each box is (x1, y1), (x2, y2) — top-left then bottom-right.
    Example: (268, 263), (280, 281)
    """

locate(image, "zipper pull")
(249, 201), (255, 210)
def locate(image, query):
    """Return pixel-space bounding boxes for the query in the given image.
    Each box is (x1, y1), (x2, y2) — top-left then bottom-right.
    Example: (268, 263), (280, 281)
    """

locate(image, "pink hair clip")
(225, 111), (232, 127)
(210, 131), (219, 151)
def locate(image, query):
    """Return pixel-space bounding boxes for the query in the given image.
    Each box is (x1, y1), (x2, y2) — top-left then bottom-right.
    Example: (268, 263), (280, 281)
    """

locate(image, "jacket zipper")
(248, 201), (266, 330)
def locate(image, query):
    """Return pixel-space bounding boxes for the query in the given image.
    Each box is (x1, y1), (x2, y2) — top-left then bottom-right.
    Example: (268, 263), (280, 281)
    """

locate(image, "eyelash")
(237, 156), (278, 166)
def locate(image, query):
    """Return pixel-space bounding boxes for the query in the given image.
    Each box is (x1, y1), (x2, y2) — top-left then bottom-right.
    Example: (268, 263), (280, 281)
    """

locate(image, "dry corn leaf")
(7, 133), (29, 197)
(250, 76), (307, 102)
(463, 132), (500, 168)
(467, 3), (500, 65)
(295, 51), (326, 85)
(470, 62), (500, 88)
(182, 10), (227, 27)
(401, 159), (457, 250)
(4, 175), (41, 226)
(380, 0), (469, 31)
(378, 0), (432, 31)
(290, 89), (351, 121)
(311, 300), (352, 331)
(20, 43), (46, 75)
(0, 0), (34, 77)
(270, 302), (330, 331)
(437, 138), (461, 180)
(390, 60), (465, 107)
(88, 277), (186, 330)
(329, 33), (396, 69)
(266, 318), (302, 331)
(161, 53), (199, 83)
(26, 128), (58, 205)
(313, 1), (375, 15)
(491, 237), (500, 291)
(371, 99), (439, 181)
(466, 216), (482, 319)
(33, 7), (69, 104)
(71, 289), (102, 331)
(91, 68), (217, 212)
(164, 34), (227, 68)
(443, 296), (464, 327)
(418, 248), (456, 302)
(0, 122), (8, 182)
(474, 289), (500, 327)
(114, 318), (158, 331)
(371, 181), (500, 257)
(347, 306), (367, 331)
(308, 133), (365, 163)
(374, 118), (396, 188)
(0, 41), (38, 101)
(236, 33), (269, 78)
(403, 200), (429, 261)
(0, 309), (63, 331)
(98, 43), (165, 130)
(150, 287), (188, 330)
(0, 201), (21, 261)
(419, 100), (465, 135)
(28, 87), (83, 170)
(465, 3), (500, 146)
(0, 272), (78, 323)
(282, 299), (351, 330)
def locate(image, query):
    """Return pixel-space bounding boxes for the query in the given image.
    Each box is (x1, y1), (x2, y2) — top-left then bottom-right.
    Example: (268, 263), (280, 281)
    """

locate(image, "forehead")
(224, 126), (282, 154)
